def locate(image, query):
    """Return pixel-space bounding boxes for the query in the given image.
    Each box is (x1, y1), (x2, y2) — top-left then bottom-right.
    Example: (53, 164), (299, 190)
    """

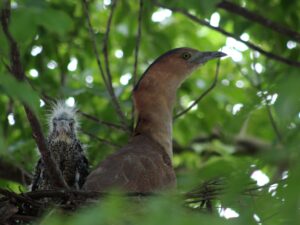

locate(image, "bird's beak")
(190, 51), (227, 64)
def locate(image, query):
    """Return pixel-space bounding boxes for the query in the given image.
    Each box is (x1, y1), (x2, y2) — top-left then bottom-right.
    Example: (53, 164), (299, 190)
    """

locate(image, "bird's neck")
(133, 70), (182, 159)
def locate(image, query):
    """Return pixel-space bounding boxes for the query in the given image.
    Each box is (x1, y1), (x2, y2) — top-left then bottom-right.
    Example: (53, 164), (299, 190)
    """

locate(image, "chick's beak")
(190, 51), (226, 64)
(56, 121), (70, 134)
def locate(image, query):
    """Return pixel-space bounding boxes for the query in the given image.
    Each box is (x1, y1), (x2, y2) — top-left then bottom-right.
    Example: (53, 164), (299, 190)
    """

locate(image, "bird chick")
(31, 101), (89, 191)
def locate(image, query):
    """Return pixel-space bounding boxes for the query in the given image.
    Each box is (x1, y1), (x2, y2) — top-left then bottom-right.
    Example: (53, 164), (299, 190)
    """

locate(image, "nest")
(0, 178), (281, 224)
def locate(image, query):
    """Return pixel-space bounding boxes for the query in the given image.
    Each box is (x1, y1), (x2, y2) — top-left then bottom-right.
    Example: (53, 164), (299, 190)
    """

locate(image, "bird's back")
(83, 134), (176, 192)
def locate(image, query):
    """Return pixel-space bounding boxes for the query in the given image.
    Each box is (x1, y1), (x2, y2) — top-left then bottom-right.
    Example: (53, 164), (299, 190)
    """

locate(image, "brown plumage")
(83, 135), (175, 192)
(83, 47), (226, 192)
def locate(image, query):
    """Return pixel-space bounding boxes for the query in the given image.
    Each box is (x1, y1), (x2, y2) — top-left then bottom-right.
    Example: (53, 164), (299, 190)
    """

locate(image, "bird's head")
(134, 47), (226, 91)
(48, 101), (78, 143)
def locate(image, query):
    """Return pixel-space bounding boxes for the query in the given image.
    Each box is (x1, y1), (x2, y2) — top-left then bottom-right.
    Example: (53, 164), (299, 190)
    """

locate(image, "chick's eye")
(181, 52), (191, 60)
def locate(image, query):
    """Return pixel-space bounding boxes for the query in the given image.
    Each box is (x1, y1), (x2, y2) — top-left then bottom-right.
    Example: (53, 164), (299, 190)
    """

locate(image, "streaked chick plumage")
(31, 102), (89, 190)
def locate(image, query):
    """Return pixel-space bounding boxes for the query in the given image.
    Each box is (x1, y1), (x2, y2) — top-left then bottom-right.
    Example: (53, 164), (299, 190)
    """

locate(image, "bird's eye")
(181, 52), (191, 60)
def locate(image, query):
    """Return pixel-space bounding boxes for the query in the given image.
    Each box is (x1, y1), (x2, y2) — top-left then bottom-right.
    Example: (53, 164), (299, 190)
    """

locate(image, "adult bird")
(31, 102), (89, 191)
(84, 47), (226, 193)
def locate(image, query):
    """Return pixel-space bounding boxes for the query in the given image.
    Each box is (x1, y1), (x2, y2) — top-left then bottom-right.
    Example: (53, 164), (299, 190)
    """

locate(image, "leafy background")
(0, 0), (300, 224)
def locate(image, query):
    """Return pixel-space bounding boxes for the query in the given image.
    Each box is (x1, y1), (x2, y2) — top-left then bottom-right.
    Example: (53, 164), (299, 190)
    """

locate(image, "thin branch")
(0, 158), (32, 185)
(237, 61), (282, 142)
(0, 57), (11, 73)
(81, 0), (108, 87)
(251, 56), (282, 142)
(24, 108), (68, 189)
(0, 201), (18, 224)
(217, 0), (300, 43)
(82, 0), (129, 130)
(56, 53), (67, 88)
(174, 58), (221, 119)
(153, 1), (300, 68)
(82, 130), (121, 148)
(259, 210), (281, 223)
(23, 79), (128, 132)
(28, 89), (127, 141)
(3, 98), (13, 138)
(0, 189), (42, 208)
(132, 0), (143, 86)
(0, 178), (286, 223)
(102, 0), (118, 86)
(0, 188), (153, 202)
(131, 0), (144, 128)
(78, 111), (127, 131)
(265, 102), (282, 142)
(0, 1), (68, 189)
(11, 215), (37, 222)
(37, 91), (128, 132)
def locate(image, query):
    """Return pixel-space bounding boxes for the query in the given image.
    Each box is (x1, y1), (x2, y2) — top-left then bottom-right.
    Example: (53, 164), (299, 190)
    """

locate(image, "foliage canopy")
(0, 0), (300, 224)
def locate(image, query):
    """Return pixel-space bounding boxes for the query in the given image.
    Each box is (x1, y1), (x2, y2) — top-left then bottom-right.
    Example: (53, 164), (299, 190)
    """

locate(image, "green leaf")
(10, 8), (38, 44)
(10, 6), (73, 45)
(37, 8), (74, 36)
(274, 75), (300, 124)
(0, 75), (40, 115)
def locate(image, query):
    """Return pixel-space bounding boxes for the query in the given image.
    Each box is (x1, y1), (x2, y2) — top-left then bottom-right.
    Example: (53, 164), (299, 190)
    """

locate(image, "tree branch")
(0, 158), (32, 185)
(0, 1), (68, 189)
(82, 0), (129, 130)
(217, 0), (300, 43)
(173, 130), (271, 156)
(174, 58), (221, 119)
(252, 56), (282, 143)
(78, 111), (127, 131)
(237, 61), (282, 142)
(153, 1), (300, 68)
(102, 0), (118, 87)
(131, 0), (144, 128)
(132, 0), (143, 87)
(0, 177), (286, 223)
(81, 129), (121, 148)
(23, 79), (128, 133)
(3, 98), (13, 138)
(35, 90), (128, 132)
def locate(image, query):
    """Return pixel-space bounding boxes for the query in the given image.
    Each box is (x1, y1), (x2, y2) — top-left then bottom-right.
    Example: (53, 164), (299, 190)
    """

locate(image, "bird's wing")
(77, 143), (89, 188)
(74, 141), (89, 188)
(78, 155), (89, 188)
(31, 159), (43, 191)
(83, 135), (176, 192)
